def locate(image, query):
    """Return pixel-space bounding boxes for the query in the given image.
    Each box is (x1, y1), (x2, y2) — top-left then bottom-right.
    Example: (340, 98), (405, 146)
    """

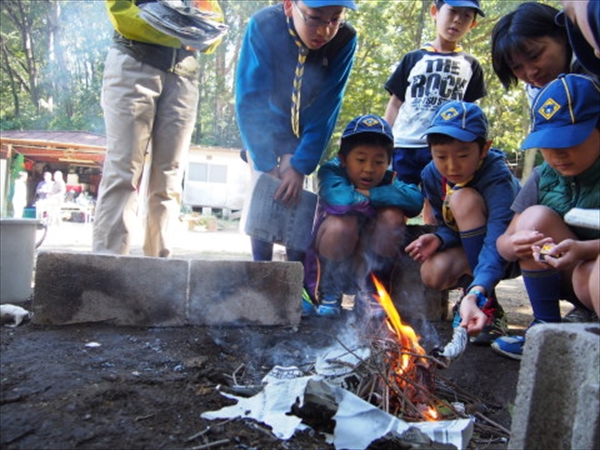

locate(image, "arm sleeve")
(106, 0), (183, 47)
(469, 174), (521, 293)
(235, 18), (283, 173)
(290, 37), (357, 175)
(369, 174), (424, 218)
(463, 58), (487, 102)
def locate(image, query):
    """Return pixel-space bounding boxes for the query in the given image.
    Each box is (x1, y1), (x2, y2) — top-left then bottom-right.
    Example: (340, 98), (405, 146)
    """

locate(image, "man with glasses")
(236, 0), (358, 263)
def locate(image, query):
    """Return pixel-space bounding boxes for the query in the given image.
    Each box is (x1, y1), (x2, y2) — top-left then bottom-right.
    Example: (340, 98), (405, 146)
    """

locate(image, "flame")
(423, 406), (439, 421)
(371, 274), (427, 370)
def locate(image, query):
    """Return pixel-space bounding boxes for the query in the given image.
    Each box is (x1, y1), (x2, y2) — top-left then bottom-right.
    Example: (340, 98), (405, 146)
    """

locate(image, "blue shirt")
(235, 4), (357, 175)
(421, 148), (521, 293)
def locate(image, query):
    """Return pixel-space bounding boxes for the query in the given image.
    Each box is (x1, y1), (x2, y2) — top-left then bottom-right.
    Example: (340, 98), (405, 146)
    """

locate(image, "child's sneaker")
(316, 294), (341, 317)
(301, 288), (316, 317)
(491, 335), (525, 360)
(563, 306), (599, 323)
(470, 298), (508, 346)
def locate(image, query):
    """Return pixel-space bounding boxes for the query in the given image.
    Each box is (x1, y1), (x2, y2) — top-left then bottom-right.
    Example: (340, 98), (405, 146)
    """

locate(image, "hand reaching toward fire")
(458, 295), (487, 336)
(405, 233), (442, 262)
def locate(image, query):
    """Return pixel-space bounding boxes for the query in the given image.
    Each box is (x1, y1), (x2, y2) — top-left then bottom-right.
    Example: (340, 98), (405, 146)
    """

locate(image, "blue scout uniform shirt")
(421, 148), (521, 294)
(235, 4), (357, 175)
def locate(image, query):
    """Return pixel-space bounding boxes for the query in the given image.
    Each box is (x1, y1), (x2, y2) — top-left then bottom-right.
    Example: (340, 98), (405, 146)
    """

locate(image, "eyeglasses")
(293, 1), (346, 29)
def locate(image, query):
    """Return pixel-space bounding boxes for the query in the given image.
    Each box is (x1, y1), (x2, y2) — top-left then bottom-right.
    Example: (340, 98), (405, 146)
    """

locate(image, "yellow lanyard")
(287, 18), (308, 138)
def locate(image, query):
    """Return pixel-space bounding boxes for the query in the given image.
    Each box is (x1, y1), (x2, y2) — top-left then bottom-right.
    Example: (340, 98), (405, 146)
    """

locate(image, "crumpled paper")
(201, 366), (473, 450)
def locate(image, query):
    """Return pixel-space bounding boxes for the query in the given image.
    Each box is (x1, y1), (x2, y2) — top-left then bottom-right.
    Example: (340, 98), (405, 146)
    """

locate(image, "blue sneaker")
(316, 295), (341, 317)
(301, 289), (316, 317)
(491, 335), (525, 360)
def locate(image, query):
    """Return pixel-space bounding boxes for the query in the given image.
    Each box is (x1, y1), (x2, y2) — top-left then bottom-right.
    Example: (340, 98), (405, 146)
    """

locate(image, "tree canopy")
(1, 0), (561, 179)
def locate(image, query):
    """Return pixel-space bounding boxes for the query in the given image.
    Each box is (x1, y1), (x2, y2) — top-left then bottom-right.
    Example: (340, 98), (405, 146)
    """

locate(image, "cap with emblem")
(342, 115), (393, 143)
(422, 100), (489, 142)
(521, 74), (600, 150)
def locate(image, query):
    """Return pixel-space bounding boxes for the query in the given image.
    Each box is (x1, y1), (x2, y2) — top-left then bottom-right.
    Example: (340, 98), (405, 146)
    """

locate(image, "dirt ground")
(0, 221), (575, 450)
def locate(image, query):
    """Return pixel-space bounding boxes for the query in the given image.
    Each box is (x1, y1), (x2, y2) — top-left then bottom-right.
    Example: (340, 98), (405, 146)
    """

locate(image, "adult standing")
(236, 0), (358, 262)
(93, 0), (224, 257)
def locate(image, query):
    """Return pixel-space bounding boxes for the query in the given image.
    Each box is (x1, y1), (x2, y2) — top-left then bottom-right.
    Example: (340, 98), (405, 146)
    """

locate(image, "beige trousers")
(93, 48), (199, 257)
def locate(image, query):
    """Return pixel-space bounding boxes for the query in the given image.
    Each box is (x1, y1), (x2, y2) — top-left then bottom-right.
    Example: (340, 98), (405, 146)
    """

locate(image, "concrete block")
(32, 252), (188, 327)
(510, 323), (600, 450)
(188, 260), (303, 327)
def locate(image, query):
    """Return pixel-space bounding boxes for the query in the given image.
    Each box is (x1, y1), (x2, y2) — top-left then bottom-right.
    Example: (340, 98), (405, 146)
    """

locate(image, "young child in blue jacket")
(236, 0), (358, 263)
(494, 74), (600, 360)
(405, 101), (521, 345)
(303, 115), (424, 317)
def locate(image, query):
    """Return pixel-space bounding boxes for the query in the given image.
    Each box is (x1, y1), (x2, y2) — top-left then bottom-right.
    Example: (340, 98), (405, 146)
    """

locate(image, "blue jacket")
(318, 157), (424, 216)
(235, 4), (356, 175)
(421, 148), (520, 294)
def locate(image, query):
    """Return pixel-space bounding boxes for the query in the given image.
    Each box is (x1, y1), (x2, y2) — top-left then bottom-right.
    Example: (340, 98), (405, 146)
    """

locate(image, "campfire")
(202, 274), (511, 449)
(331, 274), (460, 422)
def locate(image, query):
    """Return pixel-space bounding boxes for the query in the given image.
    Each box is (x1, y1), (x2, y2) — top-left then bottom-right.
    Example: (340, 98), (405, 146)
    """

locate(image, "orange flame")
(371, 274), (428, 370)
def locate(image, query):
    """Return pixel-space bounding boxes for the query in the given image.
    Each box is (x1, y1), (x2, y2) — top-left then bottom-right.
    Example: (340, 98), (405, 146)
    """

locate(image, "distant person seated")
(35, 171), (53, 201)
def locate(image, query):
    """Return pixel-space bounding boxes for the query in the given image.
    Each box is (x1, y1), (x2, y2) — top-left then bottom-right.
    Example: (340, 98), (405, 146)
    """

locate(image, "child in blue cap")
(494, 74), (600, 360)
(303, 115), (424, 317)
(405, 101), (521, 345)
(236, 1), (358, 263)
(384, 0), (487, 224)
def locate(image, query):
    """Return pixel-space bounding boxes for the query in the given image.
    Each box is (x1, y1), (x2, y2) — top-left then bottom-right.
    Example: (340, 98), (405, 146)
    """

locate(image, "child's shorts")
(392, 146), (432, 186)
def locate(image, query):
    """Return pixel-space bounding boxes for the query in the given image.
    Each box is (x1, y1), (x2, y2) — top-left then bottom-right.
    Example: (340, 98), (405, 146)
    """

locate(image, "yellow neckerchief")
(287, 17), (309, 138)
(421, 42), (463, 53)
(441, 160), (483, 230)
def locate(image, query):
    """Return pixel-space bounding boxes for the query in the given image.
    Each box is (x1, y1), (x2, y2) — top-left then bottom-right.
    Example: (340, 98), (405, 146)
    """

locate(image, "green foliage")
(0, 0), (562, 178)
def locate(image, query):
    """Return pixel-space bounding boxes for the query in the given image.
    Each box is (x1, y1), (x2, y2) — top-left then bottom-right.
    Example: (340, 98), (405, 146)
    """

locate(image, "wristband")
(467, 289), (487, 308)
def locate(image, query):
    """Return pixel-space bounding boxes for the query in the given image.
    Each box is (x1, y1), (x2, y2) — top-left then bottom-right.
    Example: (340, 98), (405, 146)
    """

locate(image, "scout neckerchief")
(287, 17), (309, 138)
(441, 160), (483, 230)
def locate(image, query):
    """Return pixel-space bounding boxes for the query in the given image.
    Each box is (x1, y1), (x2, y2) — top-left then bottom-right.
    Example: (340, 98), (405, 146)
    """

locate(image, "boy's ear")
(283, 0), (293, 17)
(469, 19), (478, 30)
(481, 140), (492, 159)
(430, 3), (438, 19)
(338, 153), (347, 167)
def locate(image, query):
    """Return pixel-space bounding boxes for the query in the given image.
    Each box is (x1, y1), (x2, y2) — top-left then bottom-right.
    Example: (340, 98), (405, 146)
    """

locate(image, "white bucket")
(0, 218), (45, 303)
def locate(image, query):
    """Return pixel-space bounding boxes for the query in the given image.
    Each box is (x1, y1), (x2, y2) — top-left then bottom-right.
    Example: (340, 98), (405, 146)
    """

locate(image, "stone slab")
(510, 323), (600, 450)
(188, 260), (303, 326)
(32, 252), (188, 327)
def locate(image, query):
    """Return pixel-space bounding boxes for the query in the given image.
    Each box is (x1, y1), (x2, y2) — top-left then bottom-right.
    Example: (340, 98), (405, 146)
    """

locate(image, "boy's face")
(539, 128), (600, 177)
(431, 3), (477, 44)
(339, 144), (389, 191)
(284, 0), (345, 50)
(507, 37), (570, 88)
(430, 138), (490, 185)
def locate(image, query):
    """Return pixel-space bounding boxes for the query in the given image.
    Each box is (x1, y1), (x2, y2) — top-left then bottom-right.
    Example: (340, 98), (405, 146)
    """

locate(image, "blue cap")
(423, 101), (489, 141)
(443, 0), (485, 18)
(521, 74), (600, 150)
(302, 0), (358, 11)
(342, 115), (393, 143)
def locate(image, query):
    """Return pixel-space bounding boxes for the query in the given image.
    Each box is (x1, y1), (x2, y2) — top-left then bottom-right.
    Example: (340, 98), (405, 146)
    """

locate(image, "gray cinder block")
(32, 252), (188, 326)
(509, 323), (600, 450)
(188, 260), (303, 326)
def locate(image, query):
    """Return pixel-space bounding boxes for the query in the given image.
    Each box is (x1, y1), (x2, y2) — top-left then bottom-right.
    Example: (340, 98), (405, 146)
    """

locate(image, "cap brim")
(342, 129), (393, 144)
(422, 125), (480, 142)
(444, 0), (485, 17)
(520, 119), (596, 150)
(301, 0), (358, 11)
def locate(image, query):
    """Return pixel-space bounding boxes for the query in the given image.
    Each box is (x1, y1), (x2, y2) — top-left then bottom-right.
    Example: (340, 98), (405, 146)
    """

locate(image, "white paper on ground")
(201, 373), (474, 449)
